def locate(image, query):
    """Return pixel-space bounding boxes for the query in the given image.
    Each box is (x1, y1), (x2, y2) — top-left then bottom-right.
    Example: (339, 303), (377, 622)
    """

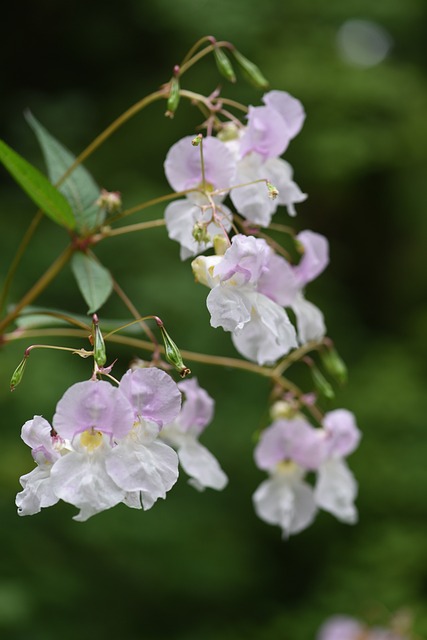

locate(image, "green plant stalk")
(0, 245), (74, 335)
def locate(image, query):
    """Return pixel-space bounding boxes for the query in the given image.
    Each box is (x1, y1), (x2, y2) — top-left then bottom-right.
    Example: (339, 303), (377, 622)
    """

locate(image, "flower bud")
(10, 356), (28, 391)
(191, 134), (203, 147)
(214, 47), (236, 83)
(96, 189), (122, 214)
(320, 347), (348, 384)
(269, 400), (296, 420)
(311, 365), (335, 400)
(192, 221), (211, 244)
(266, 181), (279, 200)
(93, 317), (107, 367)
(231, 49), (269, 89)
(166, 76), (180, 118)
(159, 324), (191, 378)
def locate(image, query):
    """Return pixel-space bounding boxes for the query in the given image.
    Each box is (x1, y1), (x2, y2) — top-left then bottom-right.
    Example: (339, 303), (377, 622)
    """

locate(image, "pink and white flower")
(164, 135), (235, 259)
(16, 368), (182, 521)
(192, 234), (298, 365)
(252, 409), (361, 536)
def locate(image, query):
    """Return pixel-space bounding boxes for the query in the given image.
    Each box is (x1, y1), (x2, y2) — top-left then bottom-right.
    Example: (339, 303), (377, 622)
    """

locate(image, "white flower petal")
(292, 294), (326, 343)
(231, 293), (297, 365)
(253, 472), (317, 538)
(178, 438), (228, 491)
(314, 458), (358, 524)
(50, 446), (125, 521)
(16, 465), (59, 516)
(106, 429), (179, 506)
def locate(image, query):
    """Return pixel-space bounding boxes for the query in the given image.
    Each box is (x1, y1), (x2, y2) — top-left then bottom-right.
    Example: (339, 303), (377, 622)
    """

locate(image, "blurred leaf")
(71, 253), (113, 314)
(26, 111), (102, 233)
(0, 139), (75, 230)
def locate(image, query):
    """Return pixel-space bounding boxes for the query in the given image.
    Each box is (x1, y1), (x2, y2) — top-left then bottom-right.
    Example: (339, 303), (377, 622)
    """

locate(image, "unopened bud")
(166, 76), (180, 118)
(10, 356), (28, 391)
(213, 47), (236, 83)
(310, 365), (335, 400)
(191, 134), (203, 147)
(192, 222), (211, 244)
(217, 122), (240, 142)
(92, 315), (107, 367)
(266, 181), (279, 200)
(231, 49), (269, 89)
(158, 324), (191, 378)
(270, 400), (296, 421)
(320, 347), (348, 385)
(96, 189), (122, 214)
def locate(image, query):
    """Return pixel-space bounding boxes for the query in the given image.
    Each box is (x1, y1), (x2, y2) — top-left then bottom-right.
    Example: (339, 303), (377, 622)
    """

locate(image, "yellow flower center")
(80, 429), (103, 451)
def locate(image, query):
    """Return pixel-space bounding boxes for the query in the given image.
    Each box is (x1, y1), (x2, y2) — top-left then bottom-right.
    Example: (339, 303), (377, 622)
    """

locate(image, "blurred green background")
(1, 1), (427, 638)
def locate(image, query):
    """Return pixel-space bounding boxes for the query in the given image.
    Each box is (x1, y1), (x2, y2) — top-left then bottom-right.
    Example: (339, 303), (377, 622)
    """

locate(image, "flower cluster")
(16, 369), (226, 521)
(10, 53), (362, 541)
(163, 90), (306, 260)
(253, 408), (361, 537)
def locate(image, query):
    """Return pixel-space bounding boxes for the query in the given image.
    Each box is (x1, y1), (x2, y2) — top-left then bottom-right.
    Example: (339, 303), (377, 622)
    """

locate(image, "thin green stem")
(178, 41), (232, 77)
(180, 36), (213, 66)
(104, 219), (166, 238)
(199, 137), (206, 190)
(0, 245), (74, 336)
(0, 210), (44, 315)
(272, 340), (323, 377)
(108, 189), (196, 224)
(56, 89), (167, 187)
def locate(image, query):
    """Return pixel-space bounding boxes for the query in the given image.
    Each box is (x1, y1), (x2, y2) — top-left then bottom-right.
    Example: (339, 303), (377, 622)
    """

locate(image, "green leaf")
(26, 112), (102, 233)
(71, 253), (113, 314)
(0, 139), (75, 229)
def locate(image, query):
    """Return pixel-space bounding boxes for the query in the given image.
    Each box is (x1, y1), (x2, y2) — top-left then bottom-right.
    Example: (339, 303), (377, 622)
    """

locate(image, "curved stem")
(0, 210), (44, 315)
(108, 189), (197, 224)
(0, 245), (74, 335)
(104, 219), (165, 238)
(272, 340), (323, 377)
(56, 89), (167, 187)
(180, 36), (213, 66)
(178, 41), (232, 77)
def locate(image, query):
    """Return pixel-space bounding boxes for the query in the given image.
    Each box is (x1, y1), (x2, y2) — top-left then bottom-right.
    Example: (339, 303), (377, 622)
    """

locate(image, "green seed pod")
(231, 49), (269, 89)
(320, 347), (348, 385)
(214, 47), (236, 83)
(166, 76), (181, 117)
(93, 321), (107, 367)
(311, 365), (335, 400)
(159, 325), (191, 378)
(10, 356), (28, 391)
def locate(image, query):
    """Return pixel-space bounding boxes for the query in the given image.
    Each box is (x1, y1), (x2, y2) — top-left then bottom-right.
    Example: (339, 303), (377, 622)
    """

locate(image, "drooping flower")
(164, 135), (235, 259)
(193, 234), (298, 365)
(252, 417), (321, 537)
(161, 378), (228, 491)
(252, 409), (361, 536)
(50, 379), (135, 521)
(16, 368), (183, 521)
